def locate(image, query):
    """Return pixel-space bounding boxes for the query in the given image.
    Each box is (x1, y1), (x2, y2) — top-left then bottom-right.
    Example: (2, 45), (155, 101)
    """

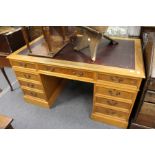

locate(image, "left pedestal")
(10, 60), (66, 108)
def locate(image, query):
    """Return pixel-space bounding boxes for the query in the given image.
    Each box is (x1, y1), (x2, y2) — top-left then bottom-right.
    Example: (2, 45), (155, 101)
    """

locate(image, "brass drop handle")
(46, 66), (55, 72)
(108, 90), (113, 95)
(130, 80), (136, 85)
(107, 100), (117, 106)
(50, 67), (55, 72)
(30, 92), (37, 97)
(116, 92), (121, 96)
(27, 83), (34, 88)
(72, 71), (84, 77)
(77, 72), (84, 77)
(108, 109), (116, 115)
(108, 90), (121, 96)
(111, 76), (123, 83)
(19, 62), (27, 67)
(72, 71), (76, 74)
(46, 66), (50, 71)
(24, 74), (31, 79)
(31, 84), (34, 88)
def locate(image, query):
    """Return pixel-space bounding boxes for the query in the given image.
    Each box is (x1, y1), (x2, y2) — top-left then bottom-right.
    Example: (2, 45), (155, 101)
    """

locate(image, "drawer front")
(96, 86), (136, 101)
(38, 64), (94, 80)
(11, 60), (36, 69)
(148, 79), (155, 91)
(15, 71), (39, 81)
(19, 80), (43, 90)
(97, 73), (138, 86)
(144, 90), (155, 103)
(94, 106), (129, 120)
(95, 96), (131, 110)
(23, 89), (46, 100)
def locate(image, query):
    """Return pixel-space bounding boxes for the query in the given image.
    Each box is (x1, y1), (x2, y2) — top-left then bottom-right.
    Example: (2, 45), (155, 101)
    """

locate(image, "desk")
(7, 36), (145, 128)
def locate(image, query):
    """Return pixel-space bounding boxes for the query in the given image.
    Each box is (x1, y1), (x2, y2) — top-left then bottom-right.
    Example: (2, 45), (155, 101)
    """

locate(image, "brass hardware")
(27, 83), (34, 88)
(30, 92), (37, 97)
(46, 66), (50, 71)
(108, 109), (116, 115)
(107, 100), (116, 106)
(24, 74), (31, 79)
(116, 92), (121, 96)
(111, 76), (123, 83)
(19, 62), (27, 68)
(108, 89), (121, 96)
(77, 72), (84, 77)
(46, 66), (55, 72)
(72, 71), (76, 75)
(50, 67), (55, 71)
(72, 71), (83, 77)
(108, 90), (113, 95)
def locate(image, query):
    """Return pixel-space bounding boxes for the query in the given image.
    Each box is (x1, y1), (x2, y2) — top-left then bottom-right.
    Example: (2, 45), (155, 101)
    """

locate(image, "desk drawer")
(15, 71), (39, 81)
(94, 105), (129, 120)
(97, 73), (138, 87)
(19, 80), (43, 90)
(96, 85), (136, 101)
(23, 89), (46, 100)
(38, 64), (94, 80)
(11, 60), (36, 69)
(95, 96), (131, 110)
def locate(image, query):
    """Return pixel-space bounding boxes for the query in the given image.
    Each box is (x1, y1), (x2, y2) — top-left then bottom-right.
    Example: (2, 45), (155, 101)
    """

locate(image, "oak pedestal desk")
(7, 36), (145, 128)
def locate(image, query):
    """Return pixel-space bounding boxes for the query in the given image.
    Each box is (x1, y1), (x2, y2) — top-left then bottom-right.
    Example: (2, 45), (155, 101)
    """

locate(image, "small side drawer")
(144, 90), (155, 103)
(15, 71), (39, 81)
(95, 96), (131, 110)
(19, 80), (43, 90)
(11, 60), (36, 69)
(97, 73), (138, 87)
(23, 89), (46, 100)
(38, 64), (94, 80)
(96, 85), (136, 101)
(94, 105), (129, 120)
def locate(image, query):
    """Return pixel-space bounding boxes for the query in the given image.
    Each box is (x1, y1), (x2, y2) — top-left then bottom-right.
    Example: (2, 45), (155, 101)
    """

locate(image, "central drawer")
(94, 105), (129, 120)
(15, 71), (40, 81)
(38, 64), (94, 80)
(96, 85), (136, 101)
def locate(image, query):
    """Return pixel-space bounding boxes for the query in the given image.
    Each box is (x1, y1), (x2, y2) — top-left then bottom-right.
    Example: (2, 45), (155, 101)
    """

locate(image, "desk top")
(8, 36), (145, 78)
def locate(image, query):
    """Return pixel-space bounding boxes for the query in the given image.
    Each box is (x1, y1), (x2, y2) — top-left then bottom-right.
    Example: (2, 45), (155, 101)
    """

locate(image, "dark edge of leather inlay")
(19, 38), (135, 69)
